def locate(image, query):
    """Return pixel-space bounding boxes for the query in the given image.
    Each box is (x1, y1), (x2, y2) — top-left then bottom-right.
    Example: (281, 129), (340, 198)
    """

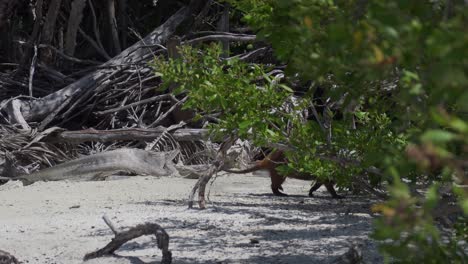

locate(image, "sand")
(0, 173), (383, 263)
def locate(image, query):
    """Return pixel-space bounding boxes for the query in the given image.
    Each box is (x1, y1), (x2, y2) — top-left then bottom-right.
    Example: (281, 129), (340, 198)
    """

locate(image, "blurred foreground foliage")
(154, 1), (467, 262)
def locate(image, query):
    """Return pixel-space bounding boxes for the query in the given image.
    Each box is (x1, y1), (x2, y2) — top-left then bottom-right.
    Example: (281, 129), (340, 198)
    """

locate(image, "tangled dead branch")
(84, 216), (172, 264)
(188, 136), (236, 209)
(0, 125), (75, 173)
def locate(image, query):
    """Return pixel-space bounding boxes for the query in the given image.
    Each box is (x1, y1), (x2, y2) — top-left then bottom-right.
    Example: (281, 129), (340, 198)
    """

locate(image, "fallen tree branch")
(5, 148), (180, 185)
(15, 41), (102, 65)
(3, 99), (31, 130)
(145, 122), (186, 151)
(184, 34), (256, 46)
(149, 96), (188, 127)
(95, 94), (178, 115)
(84, 217), (172, 264)
(102, 215), (119, 235)
(47, 127), (209, 143)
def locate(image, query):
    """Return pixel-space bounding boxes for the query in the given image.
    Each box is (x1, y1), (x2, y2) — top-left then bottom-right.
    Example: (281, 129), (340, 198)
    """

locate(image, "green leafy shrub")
(154, 0), (468, 261)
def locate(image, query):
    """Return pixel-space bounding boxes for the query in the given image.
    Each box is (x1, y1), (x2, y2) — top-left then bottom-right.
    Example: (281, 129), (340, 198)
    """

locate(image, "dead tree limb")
(188, 136), (236, 209)
(12, 0), (206, 123)
(185, 34), (256, 45)
(5, 148), (180, 185)
(47, 127), (209, 143)
(95, 94), (178, 115)
(4, 99), (31, 130)
(145, 122), (186, 151)
(102, 215), (119, 235)
(77, 23), (111, 60)
(150, 96), (188, 127)
(28, 44), (37, 97)
(16, 41), (102, 65)
(84, 218), (172, 264)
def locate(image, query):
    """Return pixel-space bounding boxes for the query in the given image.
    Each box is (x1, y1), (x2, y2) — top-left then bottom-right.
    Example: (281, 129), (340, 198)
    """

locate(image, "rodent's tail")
(223, 164), (262, 174)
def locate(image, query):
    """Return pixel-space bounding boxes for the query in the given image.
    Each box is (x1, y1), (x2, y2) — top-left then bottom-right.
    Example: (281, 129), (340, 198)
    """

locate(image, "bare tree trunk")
(217, 2), (229, 58)
(65, 0), (86, 57)
(106, 0), (121, 55)
(118, 0), (127, 48)
(41, 0), (63, 63)
(17, 0), (43, 73)
(0, 0), (18, 62)
(0, 0), (17, 30)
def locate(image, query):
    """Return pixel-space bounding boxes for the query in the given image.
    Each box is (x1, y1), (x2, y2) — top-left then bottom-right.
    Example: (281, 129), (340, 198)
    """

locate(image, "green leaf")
(154, 72), (163, 77)
(238, 120), (251, 130)
(421, 130), (457, 143)
(389, 176), (411, 199)
(462, 199), (468, 215)
(424, 183), (439, 210)
(266, 128), (276, 137)
(278, 84), (294, 93)
(448, 118), (468, 133)
(204, 80), (213, 87)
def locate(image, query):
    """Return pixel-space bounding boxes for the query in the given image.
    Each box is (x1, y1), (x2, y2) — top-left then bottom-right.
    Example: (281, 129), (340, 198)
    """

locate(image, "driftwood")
(2, 148), (180, 185)
(84, 216), (172, 263)
(0, 147), (212, 185)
